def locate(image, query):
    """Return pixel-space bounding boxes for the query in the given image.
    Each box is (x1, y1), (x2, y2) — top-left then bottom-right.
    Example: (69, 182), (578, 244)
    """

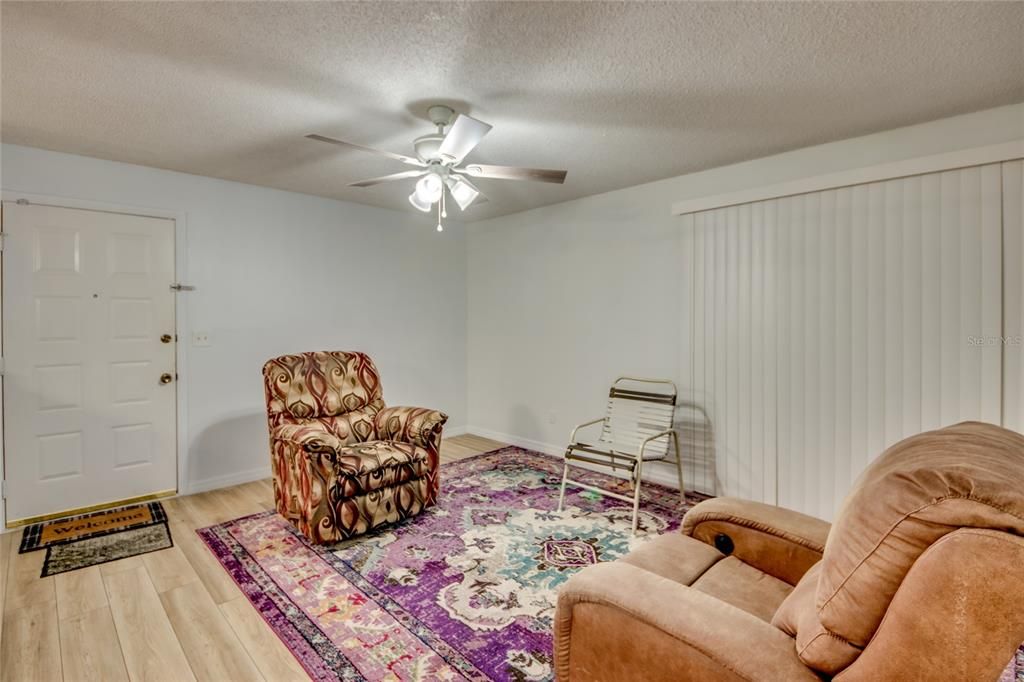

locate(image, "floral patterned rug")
(198, 447), (703, 681)
(198, 447), (1024, 682)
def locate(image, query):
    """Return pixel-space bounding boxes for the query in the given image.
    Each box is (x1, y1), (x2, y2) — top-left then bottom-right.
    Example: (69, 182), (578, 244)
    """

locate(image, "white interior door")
(2, 201), (177, 524)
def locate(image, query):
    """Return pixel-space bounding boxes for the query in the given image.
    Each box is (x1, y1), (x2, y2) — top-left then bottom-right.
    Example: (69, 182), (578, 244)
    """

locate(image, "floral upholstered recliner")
(262, 351), (448, 544)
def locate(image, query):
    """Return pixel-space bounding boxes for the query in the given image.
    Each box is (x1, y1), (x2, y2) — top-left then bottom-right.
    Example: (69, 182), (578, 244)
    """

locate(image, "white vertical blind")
(681, 163), (1008, 518)
(1004, 161), (1024, 433)
(680, 203), (777, 500)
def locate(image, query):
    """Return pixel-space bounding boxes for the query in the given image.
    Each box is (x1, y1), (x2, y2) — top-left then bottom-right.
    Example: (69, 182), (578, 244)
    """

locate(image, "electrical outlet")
(547, 412), (557, 425)
(192, 331), (211, 347)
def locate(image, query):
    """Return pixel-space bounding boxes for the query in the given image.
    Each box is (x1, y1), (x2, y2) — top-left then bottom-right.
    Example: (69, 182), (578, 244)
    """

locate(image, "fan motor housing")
(414, 134), (445, 163)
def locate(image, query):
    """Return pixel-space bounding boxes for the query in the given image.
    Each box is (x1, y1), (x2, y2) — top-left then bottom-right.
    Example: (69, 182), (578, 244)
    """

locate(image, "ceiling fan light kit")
(307, 103), (568, 233)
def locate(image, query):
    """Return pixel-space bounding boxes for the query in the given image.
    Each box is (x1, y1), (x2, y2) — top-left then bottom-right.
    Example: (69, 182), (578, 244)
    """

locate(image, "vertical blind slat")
(680, 163), (1006, 518)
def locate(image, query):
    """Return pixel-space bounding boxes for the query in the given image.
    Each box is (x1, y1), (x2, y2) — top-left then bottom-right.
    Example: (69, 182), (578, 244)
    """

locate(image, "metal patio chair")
(557, 377), (684, 534)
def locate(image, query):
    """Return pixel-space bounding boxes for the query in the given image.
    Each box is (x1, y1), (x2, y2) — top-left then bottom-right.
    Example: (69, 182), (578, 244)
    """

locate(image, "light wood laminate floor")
(0, 434), (507, 682)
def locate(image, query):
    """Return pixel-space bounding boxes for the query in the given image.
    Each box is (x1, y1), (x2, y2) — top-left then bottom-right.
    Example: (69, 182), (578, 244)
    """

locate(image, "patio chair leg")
(557, 454), (570, 512)
(631, 459), (643, 535)
(672, 430), (685, 504)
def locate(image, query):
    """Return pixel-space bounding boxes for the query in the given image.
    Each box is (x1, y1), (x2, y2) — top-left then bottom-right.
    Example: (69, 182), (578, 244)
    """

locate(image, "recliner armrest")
(555, 562), (819, 682)
(271, 422), (346, 455)
(682, 497), (830, 586)
(374, 406), (448, 450)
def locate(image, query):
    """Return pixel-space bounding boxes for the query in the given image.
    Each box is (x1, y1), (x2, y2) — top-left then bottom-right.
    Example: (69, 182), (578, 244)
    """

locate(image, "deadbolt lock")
(159, 373), (174, 385)
(160, 334), (173, 343)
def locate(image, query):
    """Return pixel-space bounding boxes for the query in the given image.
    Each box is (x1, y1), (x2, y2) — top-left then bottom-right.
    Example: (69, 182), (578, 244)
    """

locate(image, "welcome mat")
(19, 501), (173, 577)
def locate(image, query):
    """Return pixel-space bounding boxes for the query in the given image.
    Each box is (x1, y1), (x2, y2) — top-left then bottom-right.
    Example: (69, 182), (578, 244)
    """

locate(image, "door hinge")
(0, 357), (5, 375)
(170, 283), (196, 292)
(0, 232), (5, 251)
(1, 481), (6, 501)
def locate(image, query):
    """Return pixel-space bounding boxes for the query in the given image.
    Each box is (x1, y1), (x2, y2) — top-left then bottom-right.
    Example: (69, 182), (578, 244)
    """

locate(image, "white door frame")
(0, 190), (191, 529)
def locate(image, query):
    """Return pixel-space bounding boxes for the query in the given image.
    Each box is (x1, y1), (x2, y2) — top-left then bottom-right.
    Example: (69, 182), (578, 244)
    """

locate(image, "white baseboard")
(184, 465), (272, 495)
(443, 425), (469, 438)
(463, 426), (684, 490)
(464, 425), (563, 456)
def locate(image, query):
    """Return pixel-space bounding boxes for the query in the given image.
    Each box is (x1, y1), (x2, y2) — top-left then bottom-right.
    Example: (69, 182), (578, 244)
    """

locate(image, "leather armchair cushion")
(772, 561), (861, 676)
(817, 422), (1024, 650)
(691, 556), (793, 622)
(555, 562), (820, 682)
(620, 533), (724, 585)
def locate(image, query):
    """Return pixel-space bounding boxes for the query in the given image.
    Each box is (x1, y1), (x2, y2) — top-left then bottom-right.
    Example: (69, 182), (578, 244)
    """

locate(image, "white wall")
(466, 103), (1024, 493)
(1, 144), (467, 521)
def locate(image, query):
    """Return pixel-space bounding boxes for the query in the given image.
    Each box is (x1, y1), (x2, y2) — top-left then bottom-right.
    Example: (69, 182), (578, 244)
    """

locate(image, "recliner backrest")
(262, 351), (384, 428)
(773, 421), (1024, 675)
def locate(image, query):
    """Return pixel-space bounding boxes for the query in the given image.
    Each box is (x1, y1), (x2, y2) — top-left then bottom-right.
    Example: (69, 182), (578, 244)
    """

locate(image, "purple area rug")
(198, 447), (701, 680)
(197, 446), (1024, 681)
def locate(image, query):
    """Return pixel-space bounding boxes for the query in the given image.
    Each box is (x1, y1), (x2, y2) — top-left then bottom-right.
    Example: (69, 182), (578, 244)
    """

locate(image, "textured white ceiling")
(2, 2), (1022, 221)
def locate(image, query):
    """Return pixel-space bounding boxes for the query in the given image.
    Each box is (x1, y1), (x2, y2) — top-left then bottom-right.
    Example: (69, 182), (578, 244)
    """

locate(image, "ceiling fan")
(307, 105), (568, 231)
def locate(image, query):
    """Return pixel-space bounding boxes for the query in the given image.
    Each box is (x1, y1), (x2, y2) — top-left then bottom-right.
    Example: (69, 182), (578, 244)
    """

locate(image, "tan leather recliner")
(554, 421), (1024, 681)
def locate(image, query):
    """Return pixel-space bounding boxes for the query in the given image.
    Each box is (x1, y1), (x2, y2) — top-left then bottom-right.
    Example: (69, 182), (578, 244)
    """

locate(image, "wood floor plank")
(5, 542), (55, 613)
(214, 485), (264, 518)
(236, 480), (274, 511)
(0, 531), (13, 647)
(99, 554), (146, 577)
(59, 606), (129, 682)
(104, 565), (196, 682)
(55, 565), (107, 621)
(220, 596), (308, 682)
(176, 492), (234, 527)
(1, 600), (62, 682)
(160, 582), (264, 682)
(167, 519), (241, 605)
(142, 545), (200, 593)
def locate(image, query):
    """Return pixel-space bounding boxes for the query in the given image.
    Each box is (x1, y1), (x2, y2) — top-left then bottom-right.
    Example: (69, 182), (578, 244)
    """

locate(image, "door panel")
(2, 202), (177, 524)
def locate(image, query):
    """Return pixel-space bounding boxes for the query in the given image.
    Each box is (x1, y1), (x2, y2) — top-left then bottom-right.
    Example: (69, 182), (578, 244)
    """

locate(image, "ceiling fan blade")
(348, 169), (426, 188)
(461, 164), (567, 184)
(437, 114), (492, 164)
(306, 134), (424, 166)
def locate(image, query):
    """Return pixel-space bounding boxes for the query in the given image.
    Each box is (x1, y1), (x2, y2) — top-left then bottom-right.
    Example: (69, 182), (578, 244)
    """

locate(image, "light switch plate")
(192, 331), (211, 347)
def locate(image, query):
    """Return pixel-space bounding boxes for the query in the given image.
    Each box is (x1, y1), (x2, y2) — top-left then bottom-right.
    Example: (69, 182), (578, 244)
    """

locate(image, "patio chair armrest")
(569, 417), (605, 444)
(639, 428), (676, 459)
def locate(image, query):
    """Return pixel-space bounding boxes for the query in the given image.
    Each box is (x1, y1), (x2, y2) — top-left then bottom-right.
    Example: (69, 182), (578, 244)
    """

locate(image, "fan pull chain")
(436, 192), (444, 232)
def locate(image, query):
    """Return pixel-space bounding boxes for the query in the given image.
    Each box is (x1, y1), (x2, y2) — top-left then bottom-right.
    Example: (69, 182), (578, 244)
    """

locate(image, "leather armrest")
(374, 406), (448, 450)
(682, 497), (830, 585)
(554, 562), (818, 682)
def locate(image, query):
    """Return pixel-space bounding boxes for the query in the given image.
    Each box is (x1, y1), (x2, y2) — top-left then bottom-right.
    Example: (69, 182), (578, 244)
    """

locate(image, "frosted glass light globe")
(415, 173), (444, 203)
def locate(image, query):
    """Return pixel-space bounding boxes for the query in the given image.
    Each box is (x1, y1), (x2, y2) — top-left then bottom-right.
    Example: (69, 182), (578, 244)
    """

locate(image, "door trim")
(0, 190), (191, 529)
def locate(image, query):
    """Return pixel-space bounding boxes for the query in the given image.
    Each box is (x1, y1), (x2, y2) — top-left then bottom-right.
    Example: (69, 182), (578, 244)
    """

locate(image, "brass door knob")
(159, 373), (174, 385)
(160, 334), (173, 343)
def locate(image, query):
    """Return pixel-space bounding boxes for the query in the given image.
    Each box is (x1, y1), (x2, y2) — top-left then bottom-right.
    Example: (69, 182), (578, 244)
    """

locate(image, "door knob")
(160, 334), (173, 343)
(159, 373), (174, 385)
